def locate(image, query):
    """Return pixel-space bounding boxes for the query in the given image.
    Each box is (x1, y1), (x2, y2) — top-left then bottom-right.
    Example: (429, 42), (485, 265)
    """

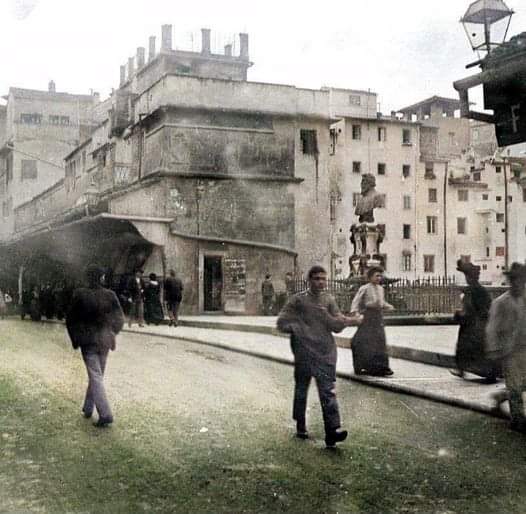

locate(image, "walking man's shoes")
(93, 417), (113, 428)
(325, 429), (348, 448)
(81, 409), (92, 419)
(296, 430), (309, 440)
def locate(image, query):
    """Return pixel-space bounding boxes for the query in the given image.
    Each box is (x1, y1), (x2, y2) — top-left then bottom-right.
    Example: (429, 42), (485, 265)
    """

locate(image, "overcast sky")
(1, 0), (524, 112)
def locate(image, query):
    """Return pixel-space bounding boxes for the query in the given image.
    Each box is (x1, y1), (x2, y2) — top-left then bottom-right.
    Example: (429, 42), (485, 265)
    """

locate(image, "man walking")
(277, 265), (359, 448)
(261, 274), (275, 316)
(486, 262), (526, 432)
(66, 264), (125, 427)
(164, 269), (184, 327)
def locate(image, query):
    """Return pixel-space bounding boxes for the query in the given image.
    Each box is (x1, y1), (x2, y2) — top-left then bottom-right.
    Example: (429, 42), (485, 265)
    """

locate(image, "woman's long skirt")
(351, 308), (390, 375)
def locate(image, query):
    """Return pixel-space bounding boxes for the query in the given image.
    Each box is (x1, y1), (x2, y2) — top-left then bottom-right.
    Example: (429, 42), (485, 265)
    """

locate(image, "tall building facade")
(0, 82), (101, 237)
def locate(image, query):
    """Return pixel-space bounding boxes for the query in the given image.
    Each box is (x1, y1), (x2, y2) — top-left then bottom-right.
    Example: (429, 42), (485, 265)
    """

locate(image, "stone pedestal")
(349, 223), (384, 277)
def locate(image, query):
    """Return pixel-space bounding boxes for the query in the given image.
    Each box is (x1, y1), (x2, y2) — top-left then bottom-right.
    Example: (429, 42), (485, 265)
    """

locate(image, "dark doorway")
(204, 256), (223, 311)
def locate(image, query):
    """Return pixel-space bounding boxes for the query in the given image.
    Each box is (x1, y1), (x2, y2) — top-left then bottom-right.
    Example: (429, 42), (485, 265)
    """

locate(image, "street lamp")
(461, 0), (514, 60)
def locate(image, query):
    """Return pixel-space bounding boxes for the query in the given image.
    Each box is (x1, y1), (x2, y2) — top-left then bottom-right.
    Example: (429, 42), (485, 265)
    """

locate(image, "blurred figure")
(261, 274), (275, 316)
(29, 286), (41, 322)
(164, 270), (183, 327)
(285, 272), (295, 297)
(127, 269), (145, 328)
(486, 262), (526, 433)
(66, 264), (124, 428)
(20, 287), (32, 320)
(144, 273), (164, 325)
(450, 259), (499, 383)
(0, 289), (6, 319)
(350, 266), (395, 377)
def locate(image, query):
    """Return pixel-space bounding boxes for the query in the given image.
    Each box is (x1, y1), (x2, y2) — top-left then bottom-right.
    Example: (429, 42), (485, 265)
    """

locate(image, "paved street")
(0, 319), (526, 514)
(166, 317), (504, 416)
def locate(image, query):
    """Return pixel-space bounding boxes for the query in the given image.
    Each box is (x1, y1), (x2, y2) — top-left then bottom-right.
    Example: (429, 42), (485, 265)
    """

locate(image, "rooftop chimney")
(120, 65), (126, 86)
(137, 47), (145, 68)
(239, 33), (249, 61)
(148, 36), (156, 61)
(93, 91), (100, 103)
(128, 57), (135, 79)
(201, 28), (211, 55)
(161, 24), (173, 52)
(48, 80), (56, 93)
(224, 44), (232, 57)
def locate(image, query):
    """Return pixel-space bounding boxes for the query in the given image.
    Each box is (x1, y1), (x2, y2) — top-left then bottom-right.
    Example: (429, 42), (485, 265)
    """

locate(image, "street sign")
(484, 71), (526, 146)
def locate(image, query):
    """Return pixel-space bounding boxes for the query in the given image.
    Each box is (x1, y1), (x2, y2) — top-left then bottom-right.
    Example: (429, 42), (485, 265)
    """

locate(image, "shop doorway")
(204, 256), (223, 311)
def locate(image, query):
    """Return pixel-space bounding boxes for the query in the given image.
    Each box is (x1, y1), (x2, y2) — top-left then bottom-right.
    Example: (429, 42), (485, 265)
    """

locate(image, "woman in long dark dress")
(144, 273), (164, 325)
(350, 266), (394, 376)
(450, 259), (500, 382)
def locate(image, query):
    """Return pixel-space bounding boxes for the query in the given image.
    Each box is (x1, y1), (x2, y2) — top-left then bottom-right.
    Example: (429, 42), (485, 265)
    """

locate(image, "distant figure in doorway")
(350, 266), (395, 377)
(262, 274), (275, 316)
(486, 262), (526, 433)
(128, 269), (145, 328)
(450, 259), (500, 383)
(66, 264), (124, 428)
(144, 273), (164, 325)
(164, 270), (183, 327)
(277, 265), (359, 448)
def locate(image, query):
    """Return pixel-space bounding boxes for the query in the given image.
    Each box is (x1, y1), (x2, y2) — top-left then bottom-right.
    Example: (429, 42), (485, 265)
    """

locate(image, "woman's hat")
(456, 259), (480, 278)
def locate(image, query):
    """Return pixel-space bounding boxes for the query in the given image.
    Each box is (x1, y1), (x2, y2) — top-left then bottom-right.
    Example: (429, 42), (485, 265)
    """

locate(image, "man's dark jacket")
(66, 286), (125, 352)
(164, 276), (183, 303)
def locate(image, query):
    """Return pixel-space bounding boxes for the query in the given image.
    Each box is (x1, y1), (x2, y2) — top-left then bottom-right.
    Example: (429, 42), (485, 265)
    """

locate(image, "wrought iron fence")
(290, 276), (464, 316)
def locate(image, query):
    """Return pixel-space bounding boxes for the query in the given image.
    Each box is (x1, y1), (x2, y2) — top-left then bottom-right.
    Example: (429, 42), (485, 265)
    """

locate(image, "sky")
(1, 0), (525, 112)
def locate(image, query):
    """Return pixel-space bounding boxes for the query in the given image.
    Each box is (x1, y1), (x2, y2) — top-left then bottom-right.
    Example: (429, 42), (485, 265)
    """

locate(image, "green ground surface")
(0, 320), (525, 514)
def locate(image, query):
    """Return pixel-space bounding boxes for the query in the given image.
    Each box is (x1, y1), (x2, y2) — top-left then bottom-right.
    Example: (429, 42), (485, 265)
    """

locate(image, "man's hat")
(456, 259), (480, 278)
(503, 262), (526, 279)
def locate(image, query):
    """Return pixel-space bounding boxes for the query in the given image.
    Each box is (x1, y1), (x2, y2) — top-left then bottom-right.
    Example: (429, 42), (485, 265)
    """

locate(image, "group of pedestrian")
(115, 269), (184, 328)
(20, 282), (74, 322)
(277, 259), (526, 448)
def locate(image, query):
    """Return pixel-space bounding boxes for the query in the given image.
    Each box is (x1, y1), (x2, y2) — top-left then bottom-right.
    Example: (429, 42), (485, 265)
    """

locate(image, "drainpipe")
(504, 154), (509, 270)
(443, 161), (448, 277)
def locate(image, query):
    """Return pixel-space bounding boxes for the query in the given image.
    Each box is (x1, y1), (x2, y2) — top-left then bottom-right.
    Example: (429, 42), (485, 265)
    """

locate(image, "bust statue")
(354, 173), (383, 223)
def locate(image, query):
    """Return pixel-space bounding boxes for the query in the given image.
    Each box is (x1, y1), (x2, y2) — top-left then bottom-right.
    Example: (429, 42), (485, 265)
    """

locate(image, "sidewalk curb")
(124, 327), (506, 421)
(177, 320), (457, 369)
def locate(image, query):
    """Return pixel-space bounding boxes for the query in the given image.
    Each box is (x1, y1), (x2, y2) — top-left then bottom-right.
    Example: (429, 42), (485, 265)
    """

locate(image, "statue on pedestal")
(348, 174), (385, 278)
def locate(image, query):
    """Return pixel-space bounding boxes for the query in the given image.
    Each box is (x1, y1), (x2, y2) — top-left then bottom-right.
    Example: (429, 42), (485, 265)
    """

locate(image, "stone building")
(329, 95), (526, 284)
(1, 26), (336, 314)
(0, 82), (101, 238)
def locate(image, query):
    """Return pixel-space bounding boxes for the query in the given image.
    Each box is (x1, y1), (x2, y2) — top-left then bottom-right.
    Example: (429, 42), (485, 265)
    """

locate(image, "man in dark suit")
(127, 269), (145, 328)
(164, 269), (183, 327)
(66, 264), (125, 427)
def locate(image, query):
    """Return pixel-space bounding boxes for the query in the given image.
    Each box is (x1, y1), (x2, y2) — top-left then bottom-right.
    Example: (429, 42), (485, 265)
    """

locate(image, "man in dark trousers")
(277, 265), (359, 448)
(66, 264), (125, 427)
(164, 269), (184, 327)
(261, 274), (275, 315)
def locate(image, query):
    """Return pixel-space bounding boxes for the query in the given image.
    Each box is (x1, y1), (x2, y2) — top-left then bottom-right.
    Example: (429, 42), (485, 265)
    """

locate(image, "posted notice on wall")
(223, 258), (246, 313)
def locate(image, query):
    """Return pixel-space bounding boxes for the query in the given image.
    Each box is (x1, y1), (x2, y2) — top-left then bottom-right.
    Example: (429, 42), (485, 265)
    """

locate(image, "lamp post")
(503, 150), (510, 271)
(460, 0), (514, 62)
